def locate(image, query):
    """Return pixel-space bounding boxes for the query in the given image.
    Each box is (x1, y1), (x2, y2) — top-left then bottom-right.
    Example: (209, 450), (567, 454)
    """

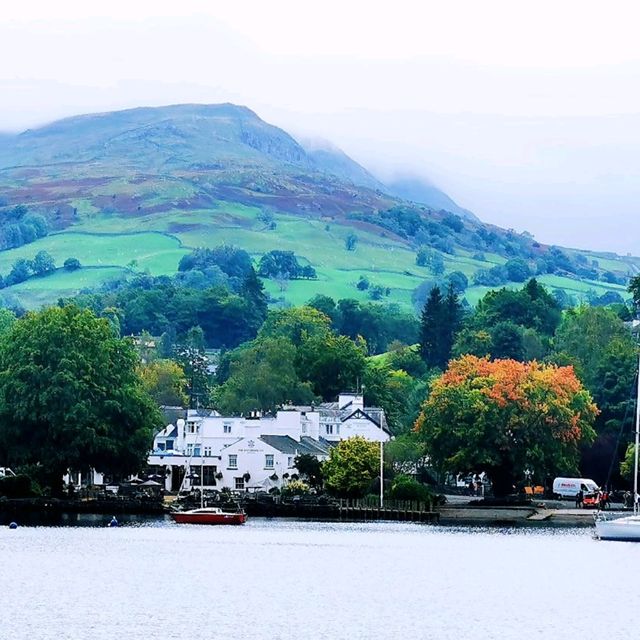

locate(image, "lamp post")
(379, 438), (384, 508)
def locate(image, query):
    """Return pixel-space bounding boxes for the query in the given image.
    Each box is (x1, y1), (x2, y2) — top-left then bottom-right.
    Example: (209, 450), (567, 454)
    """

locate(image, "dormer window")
(187, 421), (199, 434)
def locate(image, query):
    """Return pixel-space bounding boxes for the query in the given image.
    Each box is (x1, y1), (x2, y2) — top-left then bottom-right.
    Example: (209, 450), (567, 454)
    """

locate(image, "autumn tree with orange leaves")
(415, 355), (598, 496)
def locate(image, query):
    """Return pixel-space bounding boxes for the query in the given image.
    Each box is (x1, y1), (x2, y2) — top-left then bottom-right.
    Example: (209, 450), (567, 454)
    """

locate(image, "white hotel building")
(147, 393), (390, 493)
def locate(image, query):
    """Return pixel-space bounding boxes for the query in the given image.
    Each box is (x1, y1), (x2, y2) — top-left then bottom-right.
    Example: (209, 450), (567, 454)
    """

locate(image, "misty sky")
(2, 1), (640, 253)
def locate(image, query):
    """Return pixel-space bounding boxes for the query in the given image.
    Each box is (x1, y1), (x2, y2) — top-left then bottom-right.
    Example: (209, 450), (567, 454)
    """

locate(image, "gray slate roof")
(260, 435), (331, 456)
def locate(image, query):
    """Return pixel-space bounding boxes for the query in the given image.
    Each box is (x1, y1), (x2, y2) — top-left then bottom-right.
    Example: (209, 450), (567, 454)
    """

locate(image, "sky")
(1, 0), (640, 252)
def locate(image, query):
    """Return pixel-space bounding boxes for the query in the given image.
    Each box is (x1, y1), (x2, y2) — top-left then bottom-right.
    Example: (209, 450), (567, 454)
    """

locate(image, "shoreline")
(0, 497), (609, 528)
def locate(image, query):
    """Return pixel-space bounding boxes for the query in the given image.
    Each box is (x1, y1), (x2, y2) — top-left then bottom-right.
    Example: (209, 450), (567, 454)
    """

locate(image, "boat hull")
(595, 515), (640, 541)
(171, 512), (246, 525)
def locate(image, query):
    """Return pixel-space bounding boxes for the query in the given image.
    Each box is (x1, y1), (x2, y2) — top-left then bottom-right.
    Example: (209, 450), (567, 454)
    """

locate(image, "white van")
(552, 477), (599, 499)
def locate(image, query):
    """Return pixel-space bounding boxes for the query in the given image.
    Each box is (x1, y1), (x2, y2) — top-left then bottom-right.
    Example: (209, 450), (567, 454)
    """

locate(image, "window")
(157, 443), (165, 451)
(186, 444), (194, 456)
(265, 454), (274, 469)
(336, 425), (340, 435)
(194, 446), (201, 457)
(204, 447), (212, 457)
(288, 456), (294, 468)
(165, 440), (173, 451)
(228, 454), (237, 469)
(202, 466), (218, 486)
(187, 421), (199, 434)
(302, 423), (307, 434)
(326, 425), (334, 435)
(235, 477), (245, 490)
(223, 424), (232, 434)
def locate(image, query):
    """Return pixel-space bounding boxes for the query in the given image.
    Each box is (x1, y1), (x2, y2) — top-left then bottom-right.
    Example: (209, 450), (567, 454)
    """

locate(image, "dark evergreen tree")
(420, 285), (463, 369)
(419, 286), (445, 368)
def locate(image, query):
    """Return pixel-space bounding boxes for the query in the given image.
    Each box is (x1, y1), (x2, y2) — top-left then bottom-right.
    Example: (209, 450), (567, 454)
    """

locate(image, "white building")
(147, 393), (390, 493)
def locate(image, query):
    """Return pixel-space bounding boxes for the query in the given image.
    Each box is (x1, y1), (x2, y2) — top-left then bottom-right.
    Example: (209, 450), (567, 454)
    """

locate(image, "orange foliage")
(419, 355), (598, 445)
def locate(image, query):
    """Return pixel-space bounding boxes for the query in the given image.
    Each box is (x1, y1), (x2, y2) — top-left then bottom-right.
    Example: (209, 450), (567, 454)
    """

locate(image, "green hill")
(0, 103), (636, 310)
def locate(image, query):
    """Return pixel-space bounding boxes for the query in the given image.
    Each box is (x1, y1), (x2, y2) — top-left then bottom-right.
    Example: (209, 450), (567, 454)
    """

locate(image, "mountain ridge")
(0, 103), (635, 311)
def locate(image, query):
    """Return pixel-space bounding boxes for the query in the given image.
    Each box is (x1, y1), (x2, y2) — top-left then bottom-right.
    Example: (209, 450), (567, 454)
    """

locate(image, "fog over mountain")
(2, 1), (639, 253)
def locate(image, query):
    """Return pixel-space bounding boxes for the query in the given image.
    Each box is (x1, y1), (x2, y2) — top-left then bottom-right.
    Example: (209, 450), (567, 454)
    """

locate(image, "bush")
(505, 258), (532, 282)
(0, 474), (41, 498)
(64, 257), (82, 271)
(389, 474), (433, 502)
(447, 271), (468, 293)
(281, 479), (310, 497)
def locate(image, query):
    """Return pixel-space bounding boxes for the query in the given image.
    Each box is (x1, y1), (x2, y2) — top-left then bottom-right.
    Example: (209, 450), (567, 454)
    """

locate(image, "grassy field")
(0, 232), (187, 276)
(0, 206), (634, 311)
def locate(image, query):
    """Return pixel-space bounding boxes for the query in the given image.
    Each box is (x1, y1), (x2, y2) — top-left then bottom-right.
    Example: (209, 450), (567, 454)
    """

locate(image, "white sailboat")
(595, 353), (640, 541)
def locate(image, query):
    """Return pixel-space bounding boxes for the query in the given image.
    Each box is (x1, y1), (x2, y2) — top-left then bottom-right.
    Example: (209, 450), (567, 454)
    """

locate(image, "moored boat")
(595, 514), (640, 541)
(171, 507), (246, 525)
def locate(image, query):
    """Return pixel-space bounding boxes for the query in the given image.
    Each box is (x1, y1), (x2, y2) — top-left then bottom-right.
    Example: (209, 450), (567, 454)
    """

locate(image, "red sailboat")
(171, 507), (246, 525)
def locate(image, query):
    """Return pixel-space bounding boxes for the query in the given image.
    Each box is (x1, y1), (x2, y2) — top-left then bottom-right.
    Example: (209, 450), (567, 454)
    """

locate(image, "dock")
(337, 498), (439, 523)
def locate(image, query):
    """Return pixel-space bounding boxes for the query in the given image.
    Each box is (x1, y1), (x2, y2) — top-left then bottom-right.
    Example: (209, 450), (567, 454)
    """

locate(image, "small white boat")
(595, 513), (640, 541)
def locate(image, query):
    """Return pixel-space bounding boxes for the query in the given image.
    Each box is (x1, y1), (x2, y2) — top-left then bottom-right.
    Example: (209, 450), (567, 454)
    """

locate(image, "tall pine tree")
(419, 285), (462, 369)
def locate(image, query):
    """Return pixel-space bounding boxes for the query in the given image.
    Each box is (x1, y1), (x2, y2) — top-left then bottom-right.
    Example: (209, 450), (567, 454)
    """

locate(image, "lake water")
(2, 516), (639, 640)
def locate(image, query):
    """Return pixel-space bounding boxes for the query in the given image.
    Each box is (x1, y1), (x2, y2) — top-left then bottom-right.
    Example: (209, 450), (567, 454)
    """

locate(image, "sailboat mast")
(634, 352), (640, 515)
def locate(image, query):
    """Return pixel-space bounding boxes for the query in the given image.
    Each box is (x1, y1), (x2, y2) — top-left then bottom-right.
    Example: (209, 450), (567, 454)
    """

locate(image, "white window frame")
(265, 454), (274, 469)
(223, 424), (232, 434)
(235, 477), (245, 490)
(326, 424), (333, 435)
(228, 454), (238, 469)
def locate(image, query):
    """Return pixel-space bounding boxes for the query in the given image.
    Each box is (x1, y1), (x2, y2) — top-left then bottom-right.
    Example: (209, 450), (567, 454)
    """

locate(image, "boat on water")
(595, 514), (640, 541)
(595, 349), (640, 542)
(171, 507), (246, 525)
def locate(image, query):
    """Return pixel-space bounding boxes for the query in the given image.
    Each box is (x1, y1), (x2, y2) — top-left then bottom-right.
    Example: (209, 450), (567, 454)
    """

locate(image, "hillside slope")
(0, 103), (635, 310)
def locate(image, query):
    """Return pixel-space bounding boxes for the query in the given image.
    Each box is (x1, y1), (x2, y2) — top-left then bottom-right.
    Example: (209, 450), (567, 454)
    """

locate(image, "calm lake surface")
(2, 517), (639, 640)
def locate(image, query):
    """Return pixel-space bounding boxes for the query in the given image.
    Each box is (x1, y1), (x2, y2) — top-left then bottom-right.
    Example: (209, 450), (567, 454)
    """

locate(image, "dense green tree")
(489, 321), (525, 360)
(504, 258), (532, 282)
(241, 267), (268, 324)
(139, 359), (188, 407)
(6, 258), (32, 285)
(473, 279), (561, 337)
(385, 432), (427, 476)
(215, 338), (317, 414)
(178, 245), (253, 280)
(257, 250), (316, 280)
(32, 250), (56, 276)
(307, 294), (339, 325)
(386, 343), (429, 378)
(419, 285), (462, 369)
(259, 306), (331, 346)
(296, 333), (367, 400)
(416, 247), (445, 275)
(0, 306), (161, 494)
(323, 436), (380, 498)
(554, 306), (632, 390)
(294, 453), (324, 489)
(446, 271), (468, 294)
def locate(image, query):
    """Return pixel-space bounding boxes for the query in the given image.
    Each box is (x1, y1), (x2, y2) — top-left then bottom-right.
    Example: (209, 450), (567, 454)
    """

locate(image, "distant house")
(147, 393), (390, 493)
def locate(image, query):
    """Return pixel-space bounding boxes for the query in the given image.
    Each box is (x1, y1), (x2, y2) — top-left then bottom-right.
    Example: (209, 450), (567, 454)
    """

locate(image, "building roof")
(259, 435), (331, 457)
